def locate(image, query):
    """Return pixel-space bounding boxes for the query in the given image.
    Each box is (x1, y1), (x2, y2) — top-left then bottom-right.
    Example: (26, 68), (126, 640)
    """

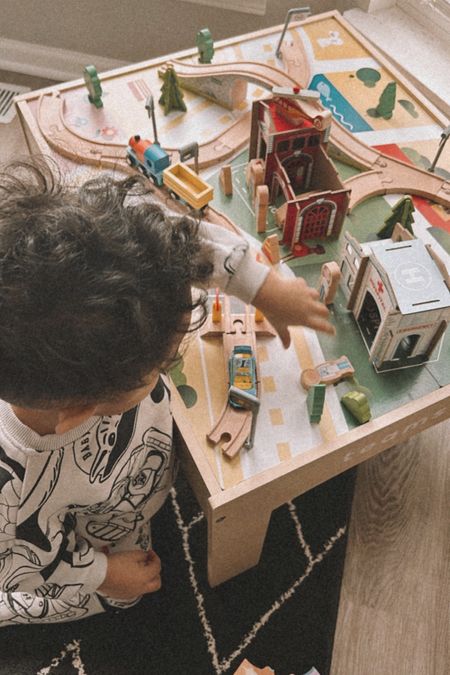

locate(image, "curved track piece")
(38, 91), (250, 171)
(207, 406), (252, 458)
(38, 92), (130, 171)
(330, 122), (450, 210)
(37, 67), (450, 211)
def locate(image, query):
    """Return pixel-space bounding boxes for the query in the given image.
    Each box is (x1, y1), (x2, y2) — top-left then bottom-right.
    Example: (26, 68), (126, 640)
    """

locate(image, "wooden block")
(262, 234), (280, 264)
(254, 307), (264, 322)
(275, 202), (287, 228)
(300, 368), (321, 391)
(392, 222), (415, 242)
(219, 164), (233, 196)
(318, 261), (342, 304)
(255, 184), (269, 233)
(307, 384), (326, 423)
(426, 243), (450, 289)
(212, 297), (222, 322)
(341, 390), (371, 424)
(245, 158), (265, 202)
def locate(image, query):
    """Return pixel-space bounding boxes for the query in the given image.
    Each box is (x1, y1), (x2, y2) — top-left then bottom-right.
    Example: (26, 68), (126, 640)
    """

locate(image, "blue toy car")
(228, 345), (257, 407)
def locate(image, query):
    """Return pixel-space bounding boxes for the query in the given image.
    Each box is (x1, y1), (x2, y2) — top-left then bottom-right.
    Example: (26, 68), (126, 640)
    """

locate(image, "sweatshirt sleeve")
(0, 524), (108, 595)
(0, 439), (108, 595)
(198, 219), (270, 304)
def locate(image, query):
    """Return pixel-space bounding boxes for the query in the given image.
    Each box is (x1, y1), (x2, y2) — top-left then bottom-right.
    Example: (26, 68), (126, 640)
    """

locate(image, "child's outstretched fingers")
(253, 270), (336, 342)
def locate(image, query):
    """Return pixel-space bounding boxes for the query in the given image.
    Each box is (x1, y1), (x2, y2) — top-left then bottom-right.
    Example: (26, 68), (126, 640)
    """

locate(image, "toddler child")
(0, 159), (333, 625)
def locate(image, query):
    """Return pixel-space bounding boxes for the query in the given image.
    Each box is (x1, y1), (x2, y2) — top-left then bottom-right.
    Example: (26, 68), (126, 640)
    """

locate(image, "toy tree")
(367, 81), (396, 120)
(159, 65), (186, 115)
(83, 65), (103, 108)
(196, 28), (214, 64)
(377, 195), (415, 239)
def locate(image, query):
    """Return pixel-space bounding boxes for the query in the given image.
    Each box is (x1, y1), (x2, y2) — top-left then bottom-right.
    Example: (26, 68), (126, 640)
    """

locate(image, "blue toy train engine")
(126, 134), (171, 186)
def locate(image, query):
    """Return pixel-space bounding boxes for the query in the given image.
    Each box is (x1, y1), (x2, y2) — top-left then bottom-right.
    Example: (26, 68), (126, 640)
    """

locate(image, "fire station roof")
(368, 238), (450, 315)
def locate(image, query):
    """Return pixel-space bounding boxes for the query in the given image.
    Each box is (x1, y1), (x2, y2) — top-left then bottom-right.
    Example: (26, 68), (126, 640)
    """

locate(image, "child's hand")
(253, 269), (335, 348)
(97, 549), (161, 599)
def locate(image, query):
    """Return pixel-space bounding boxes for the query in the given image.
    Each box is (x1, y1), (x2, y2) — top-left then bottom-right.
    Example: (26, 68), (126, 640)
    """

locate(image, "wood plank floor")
(331, 419), (450, 675)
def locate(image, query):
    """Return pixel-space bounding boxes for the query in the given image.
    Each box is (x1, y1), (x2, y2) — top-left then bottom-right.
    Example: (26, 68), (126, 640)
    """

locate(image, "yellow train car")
(163, 162), (214, 210)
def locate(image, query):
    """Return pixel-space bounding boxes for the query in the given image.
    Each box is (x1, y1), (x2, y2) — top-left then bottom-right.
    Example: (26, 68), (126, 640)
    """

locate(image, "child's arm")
(97, 550), (161, 599)
(198, 220), (335, 342)
(252, 268), (335, 347)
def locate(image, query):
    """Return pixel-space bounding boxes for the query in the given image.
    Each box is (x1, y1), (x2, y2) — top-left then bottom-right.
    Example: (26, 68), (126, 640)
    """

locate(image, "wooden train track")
(201, 298), (275, 458)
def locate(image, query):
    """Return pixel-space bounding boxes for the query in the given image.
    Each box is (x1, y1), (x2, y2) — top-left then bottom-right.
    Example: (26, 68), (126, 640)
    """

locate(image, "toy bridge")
(158, 59), (305, 110)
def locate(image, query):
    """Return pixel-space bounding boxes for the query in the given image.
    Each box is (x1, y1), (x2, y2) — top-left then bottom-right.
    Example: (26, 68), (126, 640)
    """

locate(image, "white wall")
(0, 0), (340, 64)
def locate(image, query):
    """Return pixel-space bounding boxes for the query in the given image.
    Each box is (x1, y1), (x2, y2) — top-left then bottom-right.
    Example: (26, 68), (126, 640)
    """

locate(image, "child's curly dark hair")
(0, 158), (214, 407)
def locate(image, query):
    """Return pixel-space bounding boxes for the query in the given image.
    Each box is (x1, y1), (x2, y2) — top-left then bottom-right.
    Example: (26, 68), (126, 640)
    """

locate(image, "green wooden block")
(307, 384), (326, 423)
(341, 390), (371, 424)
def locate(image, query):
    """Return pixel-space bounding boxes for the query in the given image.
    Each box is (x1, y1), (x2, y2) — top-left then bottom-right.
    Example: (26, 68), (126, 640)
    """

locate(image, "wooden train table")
(15, 11), (450, 586)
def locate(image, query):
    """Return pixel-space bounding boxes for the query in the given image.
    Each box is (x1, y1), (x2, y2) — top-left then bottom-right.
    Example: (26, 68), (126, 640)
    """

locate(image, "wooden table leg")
(207, 498), (272, 586)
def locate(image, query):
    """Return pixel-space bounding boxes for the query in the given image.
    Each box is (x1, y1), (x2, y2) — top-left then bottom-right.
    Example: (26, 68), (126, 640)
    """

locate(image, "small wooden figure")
(219, 165), (233, 196)
(159, 65), (187, 115)
(262, 234), (281, 265)
(196, 28), (214, 64)
(255, 184), (269, 233)
(318, 261), (341, 304)
(83, 65), (103, 108)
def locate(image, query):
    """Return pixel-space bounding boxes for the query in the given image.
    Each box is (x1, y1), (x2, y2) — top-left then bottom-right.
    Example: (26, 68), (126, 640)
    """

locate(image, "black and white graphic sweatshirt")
(0, 221), (269, 609)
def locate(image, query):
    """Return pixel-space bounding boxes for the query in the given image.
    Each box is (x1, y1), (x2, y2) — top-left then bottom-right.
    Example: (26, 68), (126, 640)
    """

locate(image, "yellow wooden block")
(262, 376), (276, 393)
(257, 344), (269, 362)
(269, 408), (284, 426)
(277, 442), (291, 462)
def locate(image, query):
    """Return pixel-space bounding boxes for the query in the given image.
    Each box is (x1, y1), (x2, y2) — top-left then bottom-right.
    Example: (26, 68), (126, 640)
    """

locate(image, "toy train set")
(126, 135), (213, 211)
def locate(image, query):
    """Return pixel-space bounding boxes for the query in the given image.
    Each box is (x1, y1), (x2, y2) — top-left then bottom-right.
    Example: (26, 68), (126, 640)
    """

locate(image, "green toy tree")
(159, 65), (187, 115)
(368, 81), (397, 120)
(377, 195), (415, 239)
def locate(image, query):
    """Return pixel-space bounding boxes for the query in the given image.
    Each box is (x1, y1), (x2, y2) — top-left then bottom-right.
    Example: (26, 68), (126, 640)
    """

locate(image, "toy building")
(248, 88), (350, 256)
(339, 232), (450, 371)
